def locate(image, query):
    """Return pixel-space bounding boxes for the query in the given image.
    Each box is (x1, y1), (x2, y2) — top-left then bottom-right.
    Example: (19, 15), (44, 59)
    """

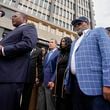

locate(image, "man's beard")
(77, 30), (83, 36)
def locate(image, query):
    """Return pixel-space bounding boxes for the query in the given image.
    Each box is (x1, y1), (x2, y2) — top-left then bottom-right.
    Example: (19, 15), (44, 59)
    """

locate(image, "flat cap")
(71, 16), (89, 26)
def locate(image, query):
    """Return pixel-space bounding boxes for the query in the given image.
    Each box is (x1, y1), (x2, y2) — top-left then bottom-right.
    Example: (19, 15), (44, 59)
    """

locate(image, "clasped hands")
(48, 82), (110, 102)
(48, 82), (68, 93)
(48, 81), (54, 90)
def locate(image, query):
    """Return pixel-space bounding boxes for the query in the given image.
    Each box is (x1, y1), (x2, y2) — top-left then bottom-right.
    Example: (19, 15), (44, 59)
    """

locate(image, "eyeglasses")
(74, 22), (82, 27)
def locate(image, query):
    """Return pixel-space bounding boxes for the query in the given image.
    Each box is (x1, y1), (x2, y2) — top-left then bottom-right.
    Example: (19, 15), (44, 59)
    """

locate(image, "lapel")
(67, 30), (91, 68)
(48, 49), (56, 62)
(44, 52), (50, 65)
(75, 30), (91, 52)
(1, 24), (27, 42)
(44, 49), (57, 65)
(1, 28), (16, 42)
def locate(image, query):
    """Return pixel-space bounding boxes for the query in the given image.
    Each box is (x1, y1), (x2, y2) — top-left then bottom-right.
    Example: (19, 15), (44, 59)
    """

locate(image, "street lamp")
(0, 10), (5, 17)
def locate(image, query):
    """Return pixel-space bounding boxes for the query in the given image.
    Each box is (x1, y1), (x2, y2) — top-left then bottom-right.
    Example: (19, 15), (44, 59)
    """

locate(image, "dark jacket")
(0, 24), (37, 82)
(21, 46), (42, 110)
(26, 46), (43, 83)
(43, 48), (59, 86)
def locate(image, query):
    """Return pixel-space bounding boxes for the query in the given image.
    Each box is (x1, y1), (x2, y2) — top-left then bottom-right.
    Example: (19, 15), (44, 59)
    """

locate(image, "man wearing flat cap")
(64, 16), (110, 110)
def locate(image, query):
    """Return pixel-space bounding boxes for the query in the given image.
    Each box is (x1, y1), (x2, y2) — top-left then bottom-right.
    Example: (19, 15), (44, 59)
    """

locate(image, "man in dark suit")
(0, 12), (37, 110)
(37, 39), (59, 110)
(21, 46), (43, 110)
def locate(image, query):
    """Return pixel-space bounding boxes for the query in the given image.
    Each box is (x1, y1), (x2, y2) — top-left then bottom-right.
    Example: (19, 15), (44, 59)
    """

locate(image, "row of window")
(30, 0), (75, 10)
(28, 20), (71, 37)
(1, 0), (91, 31)
(10, 1), (74, 30)
(36, 12), (73, 30)
(78, 6), (89, 17)
(55, 0), (75, 9)
(53, 5), (74, 20)
(78, 0), (89, 8)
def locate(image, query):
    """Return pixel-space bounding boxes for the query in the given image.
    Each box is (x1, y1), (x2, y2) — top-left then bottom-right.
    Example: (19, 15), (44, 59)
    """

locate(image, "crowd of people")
(0, 9), (110, 110)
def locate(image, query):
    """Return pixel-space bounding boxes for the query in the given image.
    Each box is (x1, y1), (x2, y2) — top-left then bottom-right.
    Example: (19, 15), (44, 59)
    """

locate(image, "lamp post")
(0, 10), (5, 17)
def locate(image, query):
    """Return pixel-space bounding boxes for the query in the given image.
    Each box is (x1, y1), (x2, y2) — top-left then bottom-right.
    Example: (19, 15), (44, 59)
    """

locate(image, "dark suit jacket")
(0, 24), (37, 83)
(26, 46), (43, 83)
(43, 48), (59, 86)
(21, 47), (42, 110)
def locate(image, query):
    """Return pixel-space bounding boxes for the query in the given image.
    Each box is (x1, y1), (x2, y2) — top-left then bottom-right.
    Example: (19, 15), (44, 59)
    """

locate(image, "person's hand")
(35, 78), (39, 85)
(103, 86), (110, 102)
(48, 82), (54, 90)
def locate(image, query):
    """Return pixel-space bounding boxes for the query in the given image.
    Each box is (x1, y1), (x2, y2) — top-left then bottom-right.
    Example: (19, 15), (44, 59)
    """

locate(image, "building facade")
(0, 0), (95, 45)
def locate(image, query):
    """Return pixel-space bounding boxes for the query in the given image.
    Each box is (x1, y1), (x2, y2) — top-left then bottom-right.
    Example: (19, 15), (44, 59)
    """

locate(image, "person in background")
(0, 11), (37, 110)
(64, 16), (110, 110)
(48, 37), (72, 110)
(0, 9), (5, 41)
(41, 47), (47, 62)
(21, 46), (42, 110)
(37, 39), (59, 110)
(105, 27), (110, 37)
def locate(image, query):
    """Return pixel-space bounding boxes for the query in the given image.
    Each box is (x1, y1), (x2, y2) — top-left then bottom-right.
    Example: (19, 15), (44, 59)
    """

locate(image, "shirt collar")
(83, 29), (90, 35)
(50, 48), (57, 53)
(18, 23), (27, 27)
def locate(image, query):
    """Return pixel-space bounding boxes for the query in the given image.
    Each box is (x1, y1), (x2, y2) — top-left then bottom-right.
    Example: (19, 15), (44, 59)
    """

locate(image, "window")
(64, 10), (66, 17)
(59, 20), (62, 26)
(70, 2), (72, 9)
(33, 9), (37, 15)
(59, 8), (62, 16)
(48, 3), (51, 11)
(67, 11), (69, 19)
(37, 11), (41, 17)
(56, 6), (59, 14)
(44, 2), (48, 9)
(70, 13), (72, 20)
(42, 13), (46, 19)
(55, 18), (58, 24)
(40, 0), (43, 7)
(51, 28), (55, 34)
(63, 21), (65, 27)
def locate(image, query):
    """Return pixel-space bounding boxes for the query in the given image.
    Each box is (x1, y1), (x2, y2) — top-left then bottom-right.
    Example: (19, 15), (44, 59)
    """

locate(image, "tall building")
(0, 0), (95, 45)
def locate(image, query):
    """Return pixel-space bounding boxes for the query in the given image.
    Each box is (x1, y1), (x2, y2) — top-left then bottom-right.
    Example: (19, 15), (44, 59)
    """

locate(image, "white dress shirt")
(71, 29), (90, 74)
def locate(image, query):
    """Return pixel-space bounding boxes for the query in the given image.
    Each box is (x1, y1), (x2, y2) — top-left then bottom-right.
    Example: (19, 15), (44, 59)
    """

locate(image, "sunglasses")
(74, 22), (82, 27)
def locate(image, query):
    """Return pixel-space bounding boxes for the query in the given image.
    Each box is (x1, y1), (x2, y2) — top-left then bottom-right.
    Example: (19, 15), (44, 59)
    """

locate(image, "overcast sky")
(93, 0), (110, 28)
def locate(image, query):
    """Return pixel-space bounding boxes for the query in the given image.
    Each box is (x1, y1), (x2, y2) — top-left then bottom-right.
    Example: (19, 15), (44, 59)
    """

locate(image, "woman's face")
(61, 39), (66, 48)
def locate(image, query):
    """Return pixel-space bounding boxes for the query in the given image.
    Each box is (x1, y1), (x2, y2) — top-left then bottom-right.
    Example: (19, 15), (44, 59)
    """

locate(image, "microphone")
(0, 10), (5, 17)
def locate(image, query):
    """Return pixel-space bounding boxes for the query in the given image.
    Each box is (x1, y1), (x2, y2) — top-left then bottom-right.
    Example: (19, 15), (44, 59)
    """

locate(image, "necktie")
(47, 51), (53, 62)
